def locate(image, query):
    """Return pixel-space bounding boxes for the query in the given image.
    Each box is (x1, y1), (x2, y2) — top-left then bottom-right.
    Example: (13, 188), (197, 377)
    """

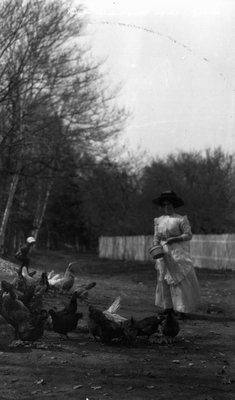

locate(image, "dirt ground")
(0, 250), (234, 400)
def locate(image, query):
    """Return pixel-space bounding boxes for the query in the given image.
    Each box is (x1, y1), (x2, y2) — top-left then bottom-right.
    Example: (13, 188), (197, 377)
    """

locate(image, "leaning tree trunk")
(31, 180), (53, 242)
(0, 169), (21, 255)
(0, 80), (24, 255)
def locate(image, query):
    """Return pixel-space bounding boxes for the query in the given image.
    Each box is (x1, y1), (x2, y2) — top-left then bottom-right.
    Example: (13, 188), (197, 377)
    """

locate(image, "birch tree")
(0, 0), (128, 254)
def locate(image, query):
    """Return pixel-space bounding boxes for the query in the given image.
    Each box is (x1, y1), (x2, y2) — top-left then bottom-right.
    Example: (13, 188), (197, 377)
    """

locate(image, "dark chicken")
(18, 309), (49, 342)
(49, 310), (83, 338)
(17, 285), (37, 311)
(129, 315), (164, 337)
(49, 292), (83, 338)
(0, 314), (15, 346)
(56, 291), (78, 316)
(160, 309), (180, 343)
(35, 272), (50, 295)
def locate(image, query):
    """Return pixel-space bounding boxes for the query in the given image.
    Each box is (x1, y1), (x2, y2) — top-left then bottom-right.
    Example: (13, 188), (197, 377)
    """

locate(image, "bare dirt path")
(0, 251), (234, 400)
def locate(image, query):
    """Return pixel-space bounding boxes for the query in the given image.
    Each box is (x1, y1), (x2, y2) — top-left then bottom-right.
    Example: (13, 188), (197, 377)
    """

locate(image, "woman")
(152, 190), (200, 315)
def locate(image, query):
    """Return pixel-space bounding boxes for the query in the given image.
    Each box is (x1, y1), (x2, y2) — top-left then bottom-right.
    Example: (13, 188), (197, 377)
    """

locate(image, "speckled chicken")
(88, 304), (124, 344)
(88, 301), (137, 345)
(0, 281), (30, 338)
(13, 272), (49, 314)
(0, 280), (49, 341)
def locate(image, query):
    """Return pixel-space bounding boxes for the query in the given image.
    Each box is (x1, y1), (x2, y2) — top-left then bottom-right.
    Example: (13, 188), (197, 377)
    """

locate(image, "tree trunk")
(0, 170), (21, 255)
(31, 181), (53, 241)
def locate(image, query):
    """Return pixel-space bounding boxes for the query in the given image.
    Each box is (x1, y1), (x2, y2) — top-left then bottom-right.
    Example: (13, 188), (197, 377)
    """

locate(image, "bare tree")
(0, 0), (128, 254)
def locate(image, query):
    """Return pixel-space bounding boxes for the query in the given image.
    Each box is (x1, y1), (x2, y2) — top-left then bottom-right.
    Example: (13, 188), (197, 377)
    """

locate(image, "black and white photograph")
(0, 0), (234, 399)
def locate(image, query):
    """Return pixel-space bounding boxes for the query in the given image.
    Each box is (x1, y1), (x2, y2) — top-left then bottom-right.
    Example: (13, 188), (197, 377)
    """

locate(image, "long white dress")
(153, 213), (201, 313)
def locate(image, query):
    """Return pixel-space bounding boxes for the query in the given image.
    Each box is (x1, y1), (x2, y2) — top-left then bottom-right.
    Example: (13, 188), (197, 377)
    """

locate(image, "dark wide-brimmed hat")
(152, 190), (184, 208)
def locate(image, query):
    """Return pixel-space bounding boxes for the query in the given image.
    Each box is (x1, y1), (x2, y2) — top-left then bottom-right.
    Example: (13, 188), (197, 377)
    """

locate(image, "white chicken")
(48, 262), (76, 291)
(47, 271), (62, 284)
(47, 270), (56, 280)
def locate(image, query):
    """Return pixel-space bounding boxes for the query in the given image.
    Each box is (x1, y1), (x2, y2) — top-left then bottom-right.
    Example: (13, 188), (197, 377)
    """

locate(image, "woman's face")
(161, 200), (174, 215)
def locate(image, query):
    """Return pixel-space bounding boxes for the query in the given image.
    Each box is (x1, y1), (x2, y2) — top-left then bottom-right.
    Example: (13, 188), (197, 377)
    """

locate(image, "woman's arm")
(153, 218), (161, 245)
(166, 216), (192, 244)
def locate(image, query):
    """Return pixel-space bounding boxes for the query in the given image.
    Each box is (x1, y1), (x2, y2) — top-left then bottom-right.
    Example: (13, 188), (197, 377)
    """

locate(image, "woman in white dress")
(152, 190), (200, 315)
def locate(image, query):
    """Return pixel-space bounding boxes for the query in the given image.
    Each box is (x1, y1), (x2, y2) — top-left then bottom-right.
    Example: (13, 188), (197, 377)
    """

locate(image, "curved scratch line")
(93, 20), (235, 90)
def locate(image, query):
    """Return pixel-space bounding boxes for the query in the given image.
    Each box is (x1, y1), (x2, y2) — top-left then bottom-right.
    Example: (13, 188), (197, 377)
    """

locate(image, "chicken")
(88, 300), (137, 345)
(21, 266), (37, 287)
(34, 272), (50, 296)
(47, 270), (55, 280)
(16, 285), (36, 308)
(47, 270), (61, 284)
(48, 263), (76, 291)
(0, 281), (30, 338)
(55, 291), (78, 317)
(12, 270), (28, 293)
(49, 292), (83, 338)
(88, 304), (124, 344)
(18, 309), (49, 342)
(75, 282), (97, 302)
(0, 314), (15, 346)
(12, 272), (49, 314)
(159, 309), (180, 344)
(0, 279), (50, 342)
(127, 315), (164, 338)
(49, 310), (82, 338)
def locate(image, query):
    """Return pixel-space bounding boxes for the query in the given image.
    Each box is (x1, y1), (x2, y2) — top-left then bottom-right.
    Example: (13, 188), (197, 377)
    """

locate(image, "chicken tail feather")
(106, 296), (121, 314)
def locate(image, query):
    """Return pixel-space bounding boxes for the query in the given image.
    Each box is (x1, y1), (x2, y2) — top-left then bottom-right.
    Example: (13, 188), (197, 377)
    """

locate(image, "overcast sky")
(74, 0), (235, 158)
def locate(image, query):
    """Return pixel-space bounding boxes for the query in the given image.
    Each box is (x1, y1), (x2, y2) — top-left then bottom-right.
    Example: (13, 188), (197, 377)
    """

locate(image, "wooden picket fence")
(98, 234), (235, 270)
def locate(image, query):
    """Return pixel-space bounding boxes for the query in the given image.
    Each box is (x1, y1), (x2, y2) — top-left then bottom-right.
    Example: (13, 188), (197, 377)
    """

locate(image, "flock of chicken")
(0, 262), (180, 347)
